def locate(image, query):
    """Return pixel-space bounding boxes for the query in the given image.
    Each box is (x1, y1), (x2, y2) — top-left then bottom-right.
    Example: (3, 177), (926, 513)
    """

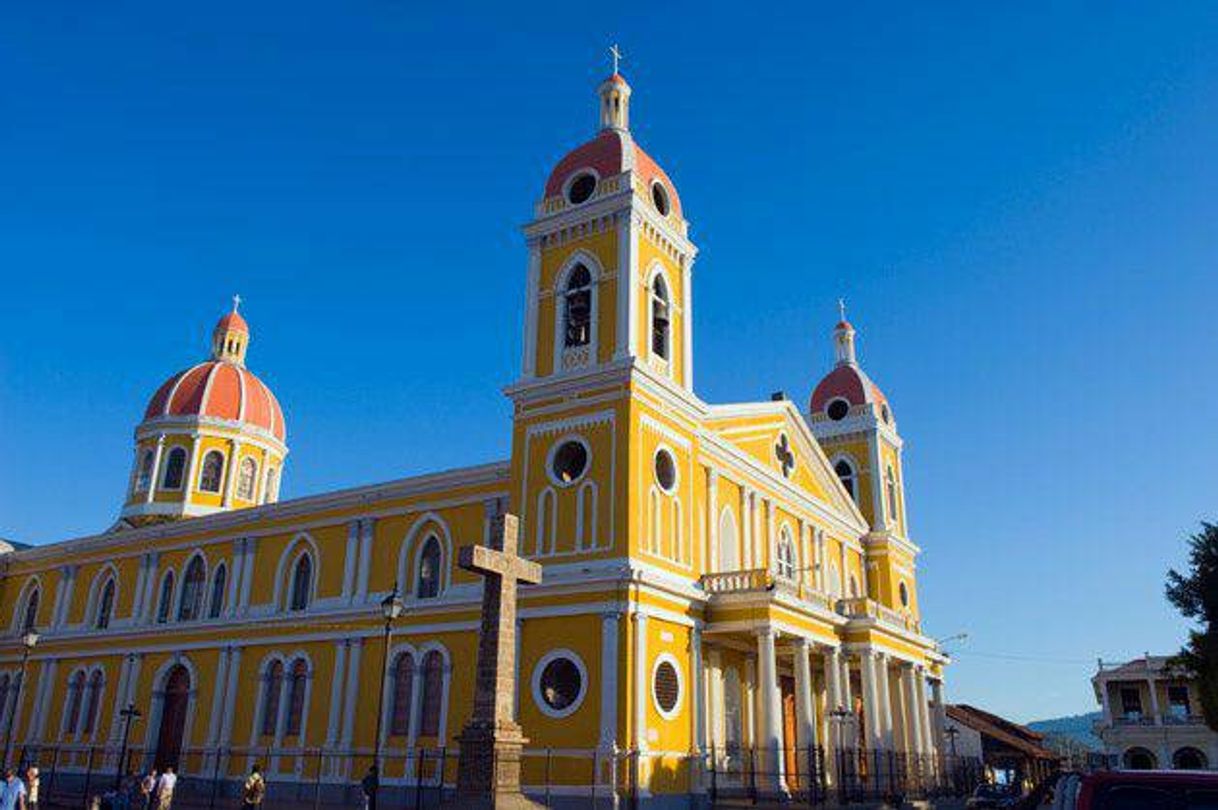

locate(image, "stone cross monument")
(449, 512), (545, 809)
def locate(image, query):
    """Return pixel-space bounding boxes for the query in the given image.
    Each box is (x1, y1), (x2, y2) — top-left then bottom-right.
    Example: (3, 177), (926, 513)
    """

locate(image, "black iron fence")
(6, 741), (983, 808)
(705, 744), (985, 806)
(10, 743), (621, 809)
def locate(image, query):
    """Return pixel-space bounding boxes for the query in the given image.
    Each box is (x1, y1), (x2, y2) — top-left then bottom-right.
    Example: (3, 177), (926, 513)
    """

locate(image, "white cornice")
(9, 461), (511, 563)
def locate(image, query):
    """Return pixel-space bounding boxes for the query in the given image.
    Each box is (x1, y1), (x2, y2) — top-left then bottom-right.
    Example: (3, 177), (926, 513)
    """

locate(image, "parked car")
(968, 782), (1021, 808)
(1050, 770), (1218, 809)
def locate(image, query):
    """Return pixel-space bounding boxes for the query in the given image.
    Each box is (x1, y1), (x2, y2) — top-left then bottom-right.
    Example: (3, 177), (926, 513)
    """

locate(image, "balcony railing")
(1163, 713), (1207, 726)
(701, 568), (772, 594)
(836, 597), (922, 635)
(1104, 713), (1205, 728)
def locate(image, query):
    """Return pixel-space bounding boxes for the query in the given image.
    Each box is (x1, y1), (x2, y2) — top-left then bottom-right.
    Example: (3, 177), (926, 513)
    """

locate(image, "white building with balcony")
(1093, 655), (1217, 770)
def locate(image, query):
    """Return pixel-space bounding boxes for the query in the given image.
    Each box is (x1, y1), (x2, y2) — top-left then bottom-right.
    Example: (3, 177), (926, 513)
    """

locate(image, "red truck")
(1049, 770), (1218, 809)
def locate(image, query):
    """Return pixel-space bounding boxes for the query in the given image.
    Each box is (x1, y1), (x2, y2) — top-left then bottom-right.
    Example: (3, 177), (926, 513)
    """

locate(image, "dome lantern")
(598, 46), (631, 132)
(211, 294), (249, 366)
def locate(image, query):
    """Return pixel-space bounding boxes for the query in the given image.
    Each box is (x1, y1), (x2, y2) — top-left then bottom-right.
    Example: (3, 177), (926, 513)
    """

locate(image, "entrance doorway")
(155, 665), (191, 771)
(781, 675), (798, 789)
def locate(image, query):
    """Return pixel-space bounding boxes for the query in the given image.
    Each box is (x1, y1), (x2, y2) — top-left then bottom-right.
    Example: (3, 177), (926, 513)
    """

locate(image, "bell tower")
(808, 307), (919, 616)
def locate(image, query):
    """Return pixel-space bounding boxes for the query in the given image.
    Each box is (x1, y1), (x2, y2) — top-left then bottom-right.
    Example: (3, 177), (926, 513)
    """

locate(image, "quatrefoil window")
(775, 433), (795, 479)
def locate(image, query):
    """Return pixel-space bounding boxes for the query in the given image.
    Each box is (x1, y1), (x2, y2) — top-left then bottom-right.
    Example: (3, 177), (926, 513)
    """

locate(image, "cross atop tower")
(838, 297), (847, 323)
(232, 293), (242, 313)
(609, 44), (622, 75)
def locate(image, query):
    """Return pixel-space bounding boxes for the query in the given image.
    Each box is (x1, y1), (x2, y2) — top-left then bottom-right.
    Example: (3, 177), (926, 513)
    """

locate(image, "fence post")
(44, 746), (58, 805)
(207, 744), (221, 810)
(82, 746), (96, 806)
(414, 746), (424, 810)
(312, 747), (323, 810)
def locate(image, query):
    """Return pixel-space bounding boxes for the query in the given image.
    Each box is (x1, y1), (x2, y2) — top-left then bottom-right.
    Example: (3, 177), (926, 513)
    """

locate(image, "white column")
(930, 679), (947, 758)
(324, 641), (348, 751)
(1147, 677), (1162, 725)
(914, 668), (932, 757)
(340, 640), (363, 752)
(144, 434), (166, 503)
(238, 539), (256, 615)
(691, 624), (705, 753)
(354, 519), (374, 602)
(632, 612), (648, 752)
(183, 435), (202, 500)
(522, 239), (542, 377)
(31, 658), (57, 742)
(225, 539), (244, 618)
(861, 650), (883, 751)
(599, 612), (620, 750)
(900, 666), (921, 754)
(765, 499), (776, 574)
(742, 490), (754, 568)
(869, 436), (887, 530)
(877, 654), (894, 752)
(756, 628), (786, 793)
(840, 652), (855, 748)
(1099, 678), (1113, 726)
(681, 256), (694, 388)
(615, 211), (639, 360)
(341, 521), (359, 603)
(205, 649), (230, 746)
(707, 469), (720, 572)
(793, 639), (817, 752)
(218, 647), (241, 748)
(221, 439), (238, 507)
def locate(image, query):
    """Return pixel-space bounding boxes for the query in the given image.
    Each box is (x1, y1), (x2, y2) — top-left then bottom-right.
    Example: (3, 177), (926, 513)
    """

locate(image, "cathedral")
(0, 66), (947, 806)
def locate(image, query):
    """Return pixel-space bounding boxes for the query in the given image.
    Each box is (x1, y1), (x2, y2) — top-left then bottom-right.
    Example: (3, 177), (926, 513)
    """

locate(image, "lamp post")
(2, 630), (39, 769)
(114, 703), (142, 790)
(372, 583), (405, 775)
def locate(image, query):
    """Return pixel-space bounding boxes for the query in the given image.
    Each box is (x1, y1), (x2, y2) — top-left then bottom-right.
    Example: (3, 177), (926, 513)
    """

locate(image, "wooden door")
(155, 665), (190, 771)
(781, 675), (798, 789)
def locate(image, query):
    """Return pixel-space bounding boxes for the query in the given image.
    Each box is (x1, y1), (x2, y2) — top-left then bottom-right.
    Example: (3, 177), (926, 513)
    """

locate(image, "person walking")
(0, 769), (26, 810)
(21, 767), (36, 810)
(153, 766), (176, 810)
(139, 770), (157, 810)
(241, 764), (266, 809)
(360, 765), (379, 810)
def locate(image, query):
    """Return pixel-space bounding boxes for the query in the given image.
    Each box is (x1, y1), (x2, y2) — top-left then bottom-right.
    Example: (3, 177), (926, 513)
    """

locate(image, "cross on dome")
(838, 298), (847, 323)
(232, 293), (242, 313)
(609, 44), (623, 75)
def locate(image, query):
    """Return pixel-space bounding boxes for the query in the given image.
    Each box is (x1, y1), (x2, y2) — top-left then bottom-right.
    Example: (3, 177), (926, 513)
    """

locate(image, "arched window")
(178, 556), (206, 621)
(885, 466), (899, 521)
(21, 587), (39, 632)
(208, 564), (227, 619)
(156, 572), (175, 624)
(562, 264), (593, 348)
(65, 671), (86, 734)
(199, 451), (225, 493)
(390, 652), (415, 736)
(650, 275), (671, 360)
(264, 468), (278, 503)
(96, 578), (115, 629)
(285, 658), (308, 736)
(135, 450), (154, 492)
(237, 457), (258, 500)
(261, 660), (283, 736)
(83, 670), (104, 734)
(776, 530), (796, 581)
(418, 650), (444, 737)
(162, 447), (187, 490)
(289, 554), (312, 611)
(834, 459), (856, 501)
(416, 536), (441, 599)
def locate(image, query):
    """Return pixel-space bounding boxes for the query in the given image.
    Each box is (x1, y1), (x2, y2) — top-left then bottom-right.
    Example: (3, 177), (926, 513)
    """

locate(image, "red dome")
(810, 364), (888, 414)
(214, 310), (248, 334)
(544, 130), (683, 218)
(144, 361), (285, 441)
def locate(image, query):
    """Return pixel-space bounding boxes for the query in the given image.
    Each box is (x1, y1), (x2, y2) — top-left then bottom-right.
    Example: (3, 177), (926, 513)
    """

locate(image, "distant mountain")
(1027, 711), (1103, 751)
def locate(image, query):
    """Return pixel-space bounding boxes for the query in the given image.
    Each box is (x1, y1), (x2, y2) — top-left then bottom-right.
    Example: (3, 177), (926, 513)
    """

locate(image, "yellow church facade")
(0, 68), (947, 806)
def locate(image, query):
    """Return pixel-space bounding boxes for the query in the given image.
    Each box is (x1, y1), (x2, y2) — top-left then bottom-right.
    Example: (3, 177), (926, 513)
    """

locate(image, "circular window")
(549, 439), (590, 485)
(652, 655), (683, 719)
(651, 182), (671, 216)
(567, 172), (597, 205)
(826, 398), (850, 421)
(531, 650), (587, 719)
(654, 448), (677, 493)
(899, 581), (910, 607)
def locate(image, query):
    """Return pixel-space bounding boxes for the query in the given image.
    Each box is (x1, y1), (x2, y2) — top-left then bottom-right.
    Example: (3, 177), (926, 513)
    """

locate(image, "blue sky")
(2, 2), (1216, 722)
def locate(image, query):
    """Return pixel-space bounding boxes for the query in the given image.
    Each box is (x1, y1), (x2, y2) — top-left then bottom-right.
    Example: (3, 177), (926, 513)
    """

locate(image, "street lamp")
(372, 583), (405, 772)
(2, 630), (39, 769)
(114, 703), (143, 790)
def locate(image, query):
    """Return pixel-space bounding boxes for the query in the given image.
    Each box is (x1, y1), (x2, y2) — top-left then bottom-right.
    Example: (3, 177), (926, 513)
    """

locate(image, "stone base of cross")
(446, 512), (547, 809)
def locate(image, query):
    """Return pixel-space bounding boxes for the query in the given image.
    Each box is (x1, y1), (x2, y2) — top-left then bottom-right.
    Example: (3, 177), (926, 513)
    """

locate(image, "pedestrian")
(140, 769), (157, 810)
(154, 766), (176, 810)
(0, 769), (26, 810)
(241, 764), (265, 809)
(21, 767), (36, 810)
(360, 765), (379, 810)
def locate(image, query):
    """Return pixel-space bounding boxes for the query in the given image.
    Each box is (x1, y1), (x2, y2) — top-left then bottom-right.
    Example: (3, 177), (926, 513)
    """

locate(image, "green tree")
(1165, 521), (1218, 731)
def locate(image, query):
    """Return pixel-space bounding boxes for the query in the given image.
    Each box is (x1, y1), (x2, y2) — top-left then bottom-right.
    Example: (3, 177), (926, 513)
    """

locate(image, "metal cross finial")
(609, 44), (622, 75)
(837, 297), (847, 322)
(232, 293), (242, 313)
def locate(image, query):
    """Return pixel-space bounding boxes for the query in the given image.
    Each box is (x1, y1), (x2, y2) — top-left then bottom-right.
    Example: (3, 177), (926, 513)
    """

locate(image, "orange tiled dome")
(143, 361), (285, 441)
(810, 364), (888, 414)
